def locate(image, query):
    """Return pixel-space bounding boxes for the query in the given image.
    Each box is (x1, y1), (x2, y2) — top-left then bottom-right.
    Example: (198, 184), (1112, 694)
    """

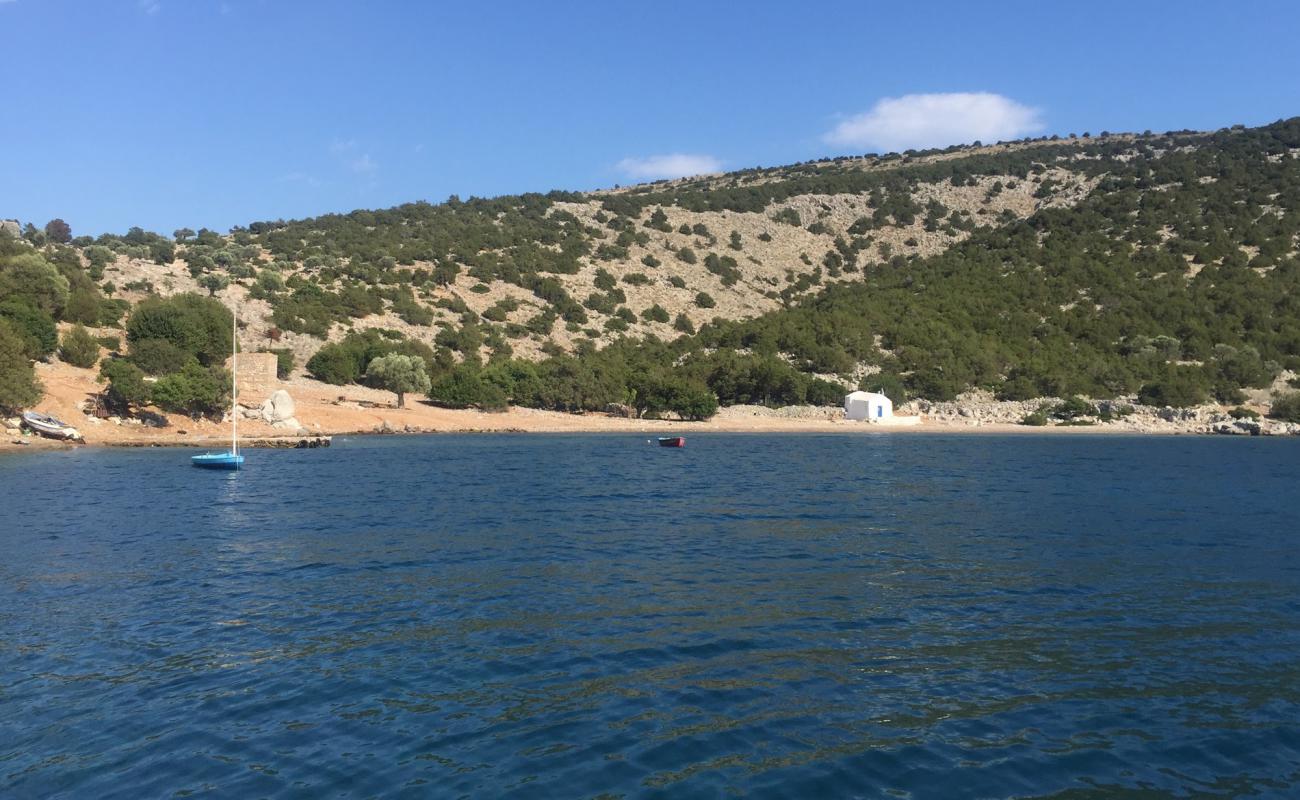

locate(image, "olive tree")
(365, 353), (430, 408)
(198, 274), (230, 296)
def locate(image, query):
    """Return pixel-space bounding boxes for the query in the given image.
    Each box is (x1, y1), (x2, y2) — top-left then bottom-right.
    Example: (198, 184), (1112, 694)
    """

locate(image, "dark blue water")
(2, 434), (1299, 799)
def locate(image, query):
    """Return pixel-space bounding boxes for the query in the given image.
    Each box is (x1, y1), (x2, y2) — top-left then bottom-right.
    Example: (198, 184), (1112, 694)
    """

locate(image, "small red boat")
(657, 436), (685, 448)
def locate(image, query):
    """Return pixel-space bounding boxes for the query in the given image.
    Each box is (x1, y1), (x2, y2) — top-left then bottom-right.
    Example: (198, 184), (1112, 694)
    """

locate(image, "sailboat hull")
(191, 452), (244, 470)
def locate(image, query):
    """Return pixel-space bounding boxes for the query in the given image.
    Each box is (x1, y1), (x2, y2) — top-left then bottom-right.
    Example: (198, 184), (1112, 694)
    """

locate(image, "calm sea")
(2, 434), (1298, 799)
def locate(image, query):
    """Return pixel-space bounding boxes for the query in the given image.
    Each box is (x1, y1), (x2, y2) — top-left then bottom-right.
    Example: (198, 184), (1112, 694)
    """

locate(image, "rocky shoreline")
(8, 379), (1300, 453)
(717, 396), (1300, 436)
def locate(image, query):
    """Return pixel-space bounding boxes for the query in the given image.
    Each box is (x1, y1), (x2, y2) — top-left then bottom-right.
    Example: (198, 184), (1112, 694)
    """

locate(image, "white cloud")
(824, 92), (1043, 153)
(138, 0), (161, 14)
(616, 153), (721, 181)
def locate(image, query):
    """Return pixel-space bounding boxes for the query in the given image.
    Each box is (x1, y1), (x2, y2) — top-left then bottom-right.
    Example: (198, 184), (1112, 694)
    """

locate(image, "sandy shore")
(0, 361), (1273, 453)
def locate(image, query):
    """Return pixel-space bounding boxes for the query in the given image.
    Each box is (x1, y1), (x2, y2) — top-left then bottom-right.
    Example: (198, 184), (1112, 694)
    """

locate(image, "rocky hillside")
(101, 135), (1121, 369)
(4, 118), (1300, 422)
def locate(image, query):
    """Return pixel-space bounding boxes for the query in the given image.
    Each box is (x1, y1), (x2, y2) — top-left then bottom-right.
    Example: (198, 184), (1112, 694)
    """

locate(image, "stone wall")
(228, 352), (278, 404)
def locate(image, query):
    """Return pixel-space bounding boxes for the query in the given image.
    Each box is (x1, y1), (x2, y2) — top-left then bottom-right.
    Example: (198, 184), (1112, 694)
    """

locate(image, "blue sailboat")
(193, 297), (245, 470)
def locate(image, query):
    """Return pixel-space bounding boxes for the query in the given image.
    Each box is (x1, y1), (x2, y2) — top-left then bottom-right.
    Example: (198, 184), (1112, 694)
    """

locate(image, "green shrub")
(593, 268), (617, 291)
(0, 319), (42, 412)
(64, 287), (105, 325)
(0, 301), (58, 359)
(129, 338), (195, 375)
(0, 251), (70, 317)
(1269, 393), (1300, 423)
(1050, 396), (1096, 421)
(59, 324), (100, 368)
(641, 304), (670, 323)
(772, 208), (801, 226)
(1138, 367), (1210, 408)
(83, 245), (116, 275)
(126, 293), (232, 366)
(805, 378), (845, 406)
(645, 208), (671, 232)
(703, 253), (742, 285)
(622, 272), (651, 286)
(151, 362), (229, 417)
(1021, 410), (1049, 426)
(428, 363), (506, 410)
(307, 344), (361, 384)
(694, 292), (716, 309)
(98, 358), (149, 412)
(861, 372), (908, 405)
(392, 294), (434, 326)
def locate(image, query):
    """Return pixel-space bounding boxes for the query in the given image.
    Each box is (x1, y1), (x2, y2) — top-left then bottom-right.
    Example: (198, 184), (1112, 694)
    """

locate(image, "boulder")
(1212, 420), (1262, 436)
(604, 403), (636, 418)
(260, 390), (296, 424)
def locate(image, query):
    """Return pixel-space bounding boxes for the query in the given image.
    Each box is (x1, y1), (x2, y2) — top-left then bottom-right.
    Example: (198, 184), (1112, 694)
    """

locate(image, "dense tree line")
(0, 232), (125, 411)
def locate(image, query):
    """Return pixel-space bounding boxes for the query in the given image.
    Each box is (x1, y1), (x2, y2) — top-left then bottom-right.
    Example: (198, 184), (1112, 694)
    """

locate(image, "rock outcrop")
(235, 389), (303, 432)
(260, 390), (297, 429)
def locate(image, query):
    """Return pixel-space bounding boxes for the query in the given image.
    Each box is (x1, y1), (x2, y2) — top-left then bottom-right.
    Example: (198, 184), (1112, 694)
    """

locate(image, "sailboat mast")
(231, 295), (238, 455)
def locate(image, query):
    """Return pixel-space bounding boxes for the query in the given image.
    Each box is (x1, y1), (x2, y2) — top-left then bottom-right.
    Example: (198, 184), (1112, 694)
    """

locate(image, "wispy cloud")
(824, 92), (1044, 152)
(0, 1), (20, 7)
(328, 138), (378, 175)
(326, 137), (379, 188)
(616, 153), (721, 181)
(276, 172), (323, 188)
(349, 154), (377, 174)
(138, 0), (161, 14)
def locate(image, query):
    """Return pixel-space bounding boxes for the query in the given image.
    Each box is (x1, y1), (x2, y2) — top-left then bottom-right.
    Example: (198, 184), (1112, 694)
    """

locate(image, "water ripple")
(2, 434), (1299, 798)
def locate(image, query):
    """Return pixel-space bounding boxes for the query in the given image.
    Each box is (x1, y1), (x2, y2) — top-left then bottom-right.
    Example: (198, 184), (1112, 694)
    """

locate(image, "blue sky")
(3, 0), (1299, 237)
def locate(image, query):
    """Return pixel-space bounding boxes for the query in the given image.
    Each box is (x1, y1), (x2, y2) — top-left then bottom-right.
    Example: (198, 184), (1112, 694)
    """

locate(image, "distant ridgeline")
(3, 118), (1300, 420)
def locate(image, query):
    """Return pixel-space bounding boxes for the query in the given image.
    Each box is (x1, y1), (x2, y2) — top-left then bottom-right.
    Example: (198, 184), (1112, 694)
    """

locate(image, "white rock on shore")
(232, 389), (305, 433)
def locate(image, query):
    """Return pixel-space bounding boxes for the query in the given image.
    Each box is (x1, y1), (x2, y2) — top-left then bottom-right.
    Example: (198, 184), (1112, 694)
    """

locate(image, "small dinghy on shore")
(21, 411), (82, 441)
